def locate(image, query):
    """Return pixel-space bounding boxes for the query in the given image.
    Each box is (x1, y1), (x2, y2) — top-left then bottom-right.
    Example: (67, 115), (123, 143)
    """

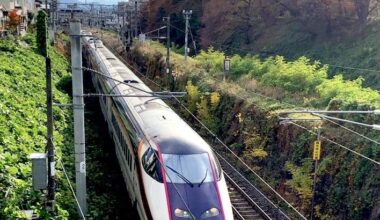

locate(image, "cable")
(313, 113), (380, 145)
(171, 96), (307, 219)
(57, 157), (86, 220)
(102, 40), (307, 219)
(211, 42), (380, 77)
(312, 113), (378, 130)
(289, 121), (380, 165)
(326, 64), (380, 73)
(85, 42), (195, 219)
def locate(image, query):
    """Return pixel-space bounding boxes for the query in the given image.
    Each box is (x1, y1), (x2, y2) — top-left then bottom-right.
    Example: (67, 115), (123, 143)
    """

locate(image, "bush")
(260, 56), (328, 94)
(195, 47), (225, 73)
(317, 75), (380, 107)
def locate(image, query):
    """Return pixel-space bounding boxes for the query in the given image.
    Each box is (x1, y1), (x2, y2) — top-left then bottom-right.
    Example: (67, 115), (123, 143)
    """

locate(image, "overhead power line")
(314, 114), (380, 146)
(209, 42), (380, 77)
(312, 113), (380, 130)
(288, 121), (380, 165)
(102, 43), (306, 219)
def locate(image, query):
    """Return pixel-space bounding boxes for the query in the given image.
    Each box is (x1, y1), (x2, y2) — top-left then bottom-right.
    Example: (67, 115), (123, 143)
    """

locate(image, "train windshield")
(162, 153), (214, 184)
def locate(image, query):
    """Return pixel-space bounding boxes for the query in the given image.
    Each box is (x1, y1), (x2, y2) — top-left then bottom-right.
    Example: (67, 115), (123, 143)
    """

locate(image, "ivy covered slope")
(0, 35), (75, 219)
(127, 40), (380, 219)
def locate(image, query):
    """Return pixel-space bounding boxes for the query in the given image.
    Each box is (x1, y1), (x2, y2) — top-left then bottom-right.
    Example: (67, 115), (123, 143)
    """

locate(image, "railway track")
(215, 150), (290, 220)
(226, 173), (267, 220)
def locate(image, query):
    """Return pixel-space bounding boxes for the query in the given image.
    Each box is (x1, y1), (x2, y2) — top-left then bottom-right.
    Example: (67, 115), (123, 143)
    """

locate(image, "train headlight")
(174, 208), (193, 218)
(201, 208), (219, 218)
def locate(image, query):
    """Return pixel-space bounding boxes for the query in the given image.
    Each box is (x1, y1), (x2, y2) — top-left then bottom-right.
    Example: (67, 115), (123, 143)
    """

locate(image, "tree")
(7, 10), (21, 33)
(36, 10), (47, 57)
(354, 0), (380, 32)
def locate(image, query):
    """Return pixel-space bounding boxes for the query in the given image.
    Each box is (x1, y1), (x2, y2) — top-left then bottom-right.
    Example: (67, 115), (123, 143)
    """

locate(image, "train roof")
(84, 37), (212, 155)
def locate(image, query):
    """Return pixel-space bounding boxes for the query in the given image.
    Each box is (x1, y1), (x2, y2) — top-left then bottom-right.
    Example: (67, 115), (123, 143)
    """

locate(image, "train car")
(82, 34), (234, 220)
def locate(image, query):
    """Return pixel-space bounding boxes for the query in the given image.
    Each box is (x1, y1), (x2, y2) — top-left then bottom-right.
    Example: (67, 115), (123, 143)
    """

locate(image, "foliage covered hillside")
(0, 32), (137, 219)
(0, 35), (75, 218)
(141, 0), (380, 89)
(123, 39), (380, 219)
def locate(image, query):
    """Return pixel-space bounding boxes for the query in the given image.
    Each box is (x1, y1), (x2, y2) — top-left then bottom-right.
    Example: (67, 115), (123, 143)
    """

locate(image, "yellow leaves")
(210, 92), (220, 109)
(236, 112), (243, 123)
(196, 97), (210, 120)
(251, 148), (268, 159)
(285, 159), (313, 200)
(243, 136), (268, 160)
(186, 81), (200, 101)
(186, 81), (200, 112)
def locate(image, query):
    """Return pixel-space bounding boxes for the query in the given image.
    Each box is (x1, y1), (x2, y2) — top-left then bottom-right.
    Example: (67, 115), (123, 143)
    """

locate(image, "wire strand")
(103, 40), (306, 219)
(289, 121), (380, 165)
(86, 39), (195, 219)
(313, 113), (380, 145)
(57, 157), (86, 219)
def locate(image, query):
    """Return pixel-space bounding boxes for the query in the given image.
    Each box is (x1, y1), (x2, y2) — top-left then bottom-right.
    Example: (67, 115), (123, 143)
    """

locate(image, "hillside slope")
(0, 35), (74, 218)
(95, 28), (380, 219)
(141, 0), (380, 89)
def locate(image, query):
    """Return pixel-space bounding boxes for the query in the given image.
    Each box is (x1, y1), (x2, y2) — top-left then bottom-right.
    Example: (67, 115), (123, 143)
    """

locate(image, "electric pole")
(45, 22), (55, 213)
(183, 10), (192, 61)
(128, 8), (132, 44)
(163, 16), (171, 75)
(311, 130), (321, 220)
(134, 1), (138, 38)
(70, 20), (87, 217)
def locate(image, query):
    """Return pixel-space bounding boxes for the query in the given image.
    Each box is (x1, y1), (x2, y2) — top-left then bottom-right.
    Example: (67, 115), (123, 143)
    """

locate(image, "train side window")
(114, 99), (140, 148)
(142, 148), (163, 183)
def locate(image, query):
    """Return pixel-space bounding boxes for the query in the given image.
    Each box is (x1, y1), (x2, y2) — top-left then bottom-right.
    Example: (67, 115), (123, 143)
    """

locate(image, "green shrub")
(195, 47), (225, 73)
(317, 75), (380, 107)
(260, 56), (328, 94)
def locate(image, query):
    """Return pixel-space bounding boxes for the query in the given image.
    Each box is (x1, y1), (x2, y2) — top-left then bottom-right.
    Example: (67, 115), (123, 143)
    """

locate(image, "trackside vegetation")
(127, 39), (380, 219)
(0, 31), (134, 219)
(0, 34), (74, 218)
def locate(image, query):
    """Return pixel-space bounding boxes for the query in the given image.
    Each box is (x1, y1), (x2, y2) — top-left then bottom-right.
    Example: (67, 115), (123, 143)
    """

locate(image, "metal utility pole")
(163, 16), (171, 75)
(128, 9), (132, 44)
(311, 130), (321, 220)
(70, 20), (87, 217)
(46, 44), (55, 212)
(183, 10), (192, 60)
(100, 5), (103, 27)
(52, 0), (57, 45)
(123, 4), (126, 26)
(134, 1), (138, 38)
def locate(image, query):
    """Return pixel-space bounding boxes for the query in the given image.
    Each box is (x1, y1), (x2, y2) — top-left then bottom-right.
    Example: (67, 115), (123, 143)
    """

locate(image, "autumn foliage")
(7, 10), (21, 31)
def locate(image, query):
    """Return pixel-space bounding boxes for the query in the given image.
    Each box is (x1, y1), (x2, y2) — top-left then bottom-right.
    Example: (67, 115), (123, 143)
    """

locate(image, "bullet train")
(82, 33), (233, 220)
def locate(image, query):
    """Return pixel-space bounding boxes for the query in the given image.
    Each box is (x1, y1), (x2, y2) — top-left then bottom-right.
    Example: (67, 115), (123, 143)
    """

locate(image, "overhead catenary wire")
(171, 96), (308, 220)
(101, 42), (306, 218)
(288, 121), (380, 165)
(211, 42), (380, 77)
(57, 157), (86, 220)
(84, 44), (195, 219)
(311, 113), (380, 130)
(313, 113), (380, 145)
